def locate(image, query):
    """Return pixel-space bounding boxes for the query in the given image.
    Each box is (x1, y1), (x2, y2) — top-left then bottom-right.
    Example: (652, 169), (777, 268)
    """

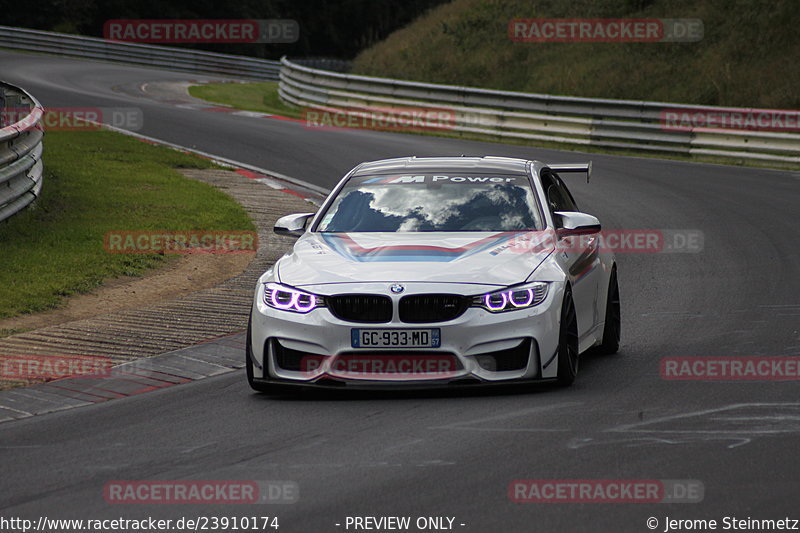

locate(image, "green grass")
(0, 130), (255, 320)
(0, 328), (29, 338)
(352, 0), (800, 109)
(188, 81), (301, 119)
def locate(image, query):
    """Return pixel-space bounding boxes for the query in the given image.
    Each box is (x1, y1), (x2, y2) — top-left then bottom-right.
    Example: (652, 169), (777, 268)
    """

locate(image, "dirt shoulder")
(0, 252), (254, 335)
(0, 167), (317, 389)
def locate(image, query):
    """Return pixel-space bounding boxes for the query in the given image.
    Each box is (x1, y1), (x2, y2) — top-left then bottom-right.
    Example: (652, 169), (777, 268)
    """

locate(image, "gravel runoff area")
(0, 168), (317, 393)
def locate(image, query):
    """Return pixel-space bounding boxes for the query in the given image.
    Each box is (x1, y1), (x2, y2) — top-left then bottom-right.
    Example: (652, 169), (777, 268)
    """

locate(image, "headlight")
(263, 283), (325, 313)
(473, 282), (549, 312)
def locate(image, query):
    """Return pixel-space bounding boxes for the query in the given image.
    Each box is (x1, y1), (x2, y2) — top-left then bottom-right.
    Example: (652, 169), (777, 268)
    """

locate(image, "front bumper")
(249, 282), (565, 388)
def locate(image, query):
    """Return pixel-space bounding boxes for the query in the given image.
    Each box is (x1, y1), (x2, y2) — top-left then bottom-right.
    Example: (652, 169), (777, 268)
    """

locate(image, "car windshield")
(316, 173), (543, 232)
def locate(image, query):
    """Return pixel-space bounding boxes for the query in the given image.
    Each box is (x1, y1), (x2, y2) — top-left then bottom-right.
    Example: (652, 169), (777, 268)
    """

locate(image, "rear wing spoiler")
(548, 162), (592, 183)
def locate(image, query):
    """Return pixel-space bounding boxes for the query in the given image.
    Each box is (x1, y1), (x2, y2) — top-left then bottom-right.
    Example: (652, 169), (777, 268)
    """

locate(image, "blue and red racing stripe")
(321, 232), (522, 262)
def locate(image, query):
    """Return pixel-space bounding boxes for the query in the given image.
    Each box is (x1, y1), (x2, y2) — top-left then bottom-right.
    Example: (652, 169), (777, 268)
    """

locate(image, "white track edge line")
(96, 122), (330, 196)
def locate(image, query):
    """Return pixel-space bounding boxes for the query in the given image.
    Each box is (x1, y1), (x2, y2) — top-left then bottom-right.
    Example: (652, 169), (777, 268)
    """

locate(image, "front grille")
(399, 294), (471, 323)
(327, 294), (392, 323)
(271, 339), (465, 377)
(336, 352), (464, 375)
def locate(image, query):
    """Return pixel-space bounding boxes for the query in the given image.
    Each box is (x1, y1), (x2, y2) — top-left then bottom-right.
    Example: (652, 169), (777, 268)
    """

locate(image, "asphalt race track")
(2, 51), (800, 532)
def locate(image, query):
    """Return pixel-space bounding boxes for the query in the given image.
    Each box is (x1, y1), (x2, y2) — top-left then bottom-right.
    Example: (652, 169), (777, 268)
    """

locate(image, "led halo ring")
(510, 288), (535, 307)
(264, 283), (321, 313)
(294, 293), (316, 312)
(477, 283), (548, 312)
(485, 291), (508, 311)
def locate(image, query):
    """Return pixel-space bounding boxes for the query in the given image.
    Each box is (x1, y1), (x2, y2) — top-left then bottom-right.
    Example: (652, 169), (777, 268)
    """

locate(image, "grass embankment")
(0, 130), (255, 322)
(352, 0), (800, 109)
(189, 81), (301, 119)
(187, 3), (799, 171)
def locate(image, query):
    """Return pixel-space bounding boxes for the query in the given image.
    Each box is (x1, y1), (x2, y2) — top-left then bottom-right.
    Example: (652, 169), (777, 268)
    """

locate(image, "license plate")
(351, 329), (441, 349)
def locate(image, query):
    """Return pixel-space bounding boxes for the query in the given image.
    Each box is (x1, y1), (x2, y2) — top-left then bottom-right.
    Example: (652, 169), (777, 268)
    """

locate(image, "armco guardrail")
(0, 26), (280, 81)
(0, 82), (44, 222)
(279, 57), (800, 164)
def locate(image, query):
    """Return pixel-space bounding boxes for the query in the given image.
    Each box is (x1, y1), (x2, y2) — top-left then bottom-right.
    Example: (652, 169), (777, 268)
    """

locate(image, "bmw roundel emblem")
(390, 284), (405, 294)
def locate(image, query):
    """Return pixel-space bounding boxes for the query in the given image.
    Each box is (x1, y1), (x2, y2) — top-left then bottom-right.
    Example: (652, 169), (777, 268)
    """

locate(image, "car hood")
(276, 232), (553, 287)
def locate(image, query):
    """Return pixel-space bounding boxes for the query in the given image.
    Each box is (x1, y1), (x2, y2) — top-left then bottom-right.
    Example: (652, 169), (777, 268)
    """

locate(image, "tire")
(245, 317), (272, 393)
(598, 268), (621, 355)
(556, 287), (580, 386)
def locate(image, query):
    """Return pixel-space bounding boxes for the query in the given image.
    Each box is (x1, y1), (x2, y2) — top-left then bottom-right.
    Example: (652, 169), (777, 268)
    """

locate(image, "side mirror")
(274, 213), (315, 238)
(554, 211), (601, 237)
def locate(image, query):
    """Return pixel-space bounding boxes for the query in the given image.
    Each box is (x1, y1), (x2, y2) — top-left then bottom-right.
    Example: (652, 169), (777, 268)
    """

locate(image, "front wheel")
(556, 287), (580, 386)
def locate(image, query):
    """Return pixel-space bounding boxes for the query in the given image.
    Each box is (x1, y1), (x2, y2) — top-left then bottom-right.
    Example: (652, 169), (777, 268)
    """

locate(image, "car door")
(541, 170), (603, 342)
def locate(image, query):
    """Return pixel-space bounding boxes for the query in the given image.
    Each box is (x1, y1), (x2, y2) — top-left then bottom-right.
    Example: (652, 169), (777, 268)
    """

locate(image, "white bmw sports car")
(247, 156), (620, 390)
